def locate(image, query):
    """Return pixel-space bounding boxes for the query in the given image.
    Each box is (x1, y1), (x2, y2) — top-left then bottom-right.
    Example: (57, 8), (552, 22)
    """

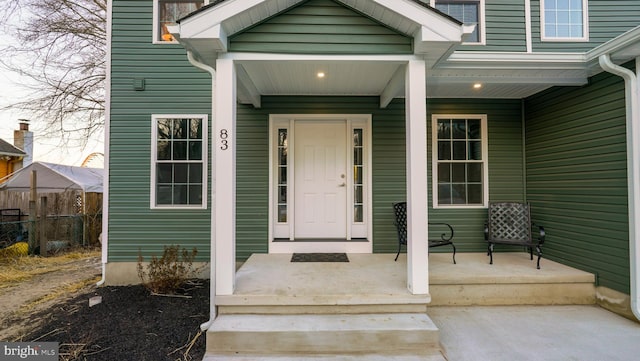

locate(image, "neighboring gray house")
(104, 0), (640, 348)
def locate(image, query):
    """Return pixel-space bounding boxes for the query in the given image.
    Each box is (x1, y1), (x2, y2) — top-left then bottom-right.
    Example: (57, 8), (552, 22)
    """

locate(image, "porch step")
(205, 313), (441, 357)
(203, 353), (446, 360)
(428, 253), (596, 306)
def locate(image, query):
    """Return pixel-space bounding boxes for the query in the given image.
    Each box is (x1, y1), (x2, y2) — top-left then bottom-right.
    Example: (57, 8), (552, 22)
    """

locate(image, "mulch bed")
(21, 280), (209, 361)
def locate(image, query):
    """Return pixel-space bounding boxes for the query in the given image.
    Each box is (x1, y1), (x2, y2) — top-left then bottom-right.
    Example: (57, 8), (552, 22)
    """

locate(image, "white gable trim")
(172, 0), (469, 59)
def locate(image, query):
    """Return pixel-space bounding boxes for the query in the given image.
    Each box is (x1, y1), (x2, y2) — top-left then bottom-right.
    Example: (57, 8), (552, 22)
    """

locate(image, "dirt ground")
(0, 253), (209, 360)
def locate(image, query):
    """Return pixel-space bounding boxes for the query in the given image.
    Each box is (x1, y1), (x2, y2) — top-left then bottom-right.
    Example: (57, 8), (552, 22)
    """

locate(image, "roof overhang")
(169, 2), (640, 103)
(171, 0), (470, 65)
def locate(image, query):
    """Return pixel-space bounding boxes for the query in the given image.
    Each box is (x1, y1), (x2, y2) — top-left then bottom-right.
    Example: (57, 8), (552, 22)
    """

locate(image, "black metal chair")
(484, 202), (546, 269)
(392, 201), (456, 264)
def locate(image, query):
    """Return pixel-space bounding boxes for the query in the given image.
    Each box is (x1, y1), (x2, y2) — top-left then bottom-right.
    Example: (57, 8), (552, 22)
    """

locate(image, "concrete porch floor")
(219, 252), (596, 310)
(207, 253), (640, 360)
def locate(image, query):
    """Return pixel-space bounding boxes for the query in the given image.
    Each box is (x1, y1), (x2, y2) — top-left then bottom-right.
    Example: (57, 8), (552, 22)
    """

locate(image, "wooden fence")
(0, 191), (103, 248)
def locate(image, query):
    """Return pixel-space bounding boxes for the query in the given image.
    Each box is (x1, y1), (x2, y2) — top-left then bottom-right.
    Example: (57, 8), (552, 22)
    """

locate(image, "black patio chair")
(392, 201), (456, 264)
(484, 202), (546, 269)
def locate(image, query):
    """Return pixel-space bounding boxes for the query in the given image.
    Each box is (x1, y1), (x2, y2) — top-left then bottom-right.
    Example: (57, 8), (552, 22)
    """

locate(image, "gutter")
(599, 54), (640, 321)
(186, 50), (218, 331)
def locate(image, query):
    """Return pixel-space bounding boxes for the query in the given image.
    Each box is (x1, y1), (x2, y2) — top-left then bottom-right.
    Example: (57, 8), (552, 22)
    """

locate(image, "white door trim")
(268, 114), (373, 253)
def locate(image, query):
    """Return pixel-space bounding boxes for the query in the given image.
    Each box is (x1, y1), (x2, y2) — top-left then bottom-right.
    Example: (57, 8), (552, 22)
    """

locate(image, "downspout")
(97, 0), (114, 287)
(599, 54), (640, 321)
(186, 50), (218, 330)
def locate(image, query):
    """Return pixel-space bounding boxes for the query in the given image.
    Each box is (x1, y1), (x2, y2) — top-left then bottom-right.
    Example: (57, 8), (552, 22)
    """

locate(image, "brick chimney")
(13, 120), (33, 167)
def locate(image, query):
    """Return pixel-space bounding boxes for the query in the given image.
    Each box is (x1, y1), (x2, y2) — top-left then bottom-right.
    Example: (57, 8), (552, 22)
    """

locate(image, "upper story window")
(151, 115), (208, 209)
(432, 115), (488, 208)
(433, 0), (484, 44)
(541, 0), (589, 41)
(153, 0), (205, 43)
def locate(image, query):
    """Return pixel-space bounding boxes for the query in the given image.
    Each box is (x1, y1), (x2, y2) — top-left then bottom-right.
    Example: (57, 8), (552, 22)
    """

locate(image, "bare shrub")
(137, 245), (201, 295)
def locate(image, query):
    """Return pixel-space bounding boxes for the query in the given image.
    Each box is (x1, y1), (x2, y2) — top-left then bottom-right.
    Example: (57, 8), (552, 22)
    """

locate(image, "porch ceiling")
(234, 59), (590, 102)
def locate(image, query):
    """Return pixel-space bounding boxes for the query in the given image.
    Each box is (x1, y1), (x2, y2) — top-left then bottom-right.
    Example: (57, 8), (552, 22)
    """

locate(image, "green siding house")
(104, 0), (640, 330)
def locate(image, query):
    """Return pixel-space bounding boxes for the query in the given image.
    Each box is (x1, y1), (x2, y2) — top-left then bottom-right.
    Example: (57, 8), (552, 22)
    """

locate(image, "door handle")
(338, 183), (346, 187)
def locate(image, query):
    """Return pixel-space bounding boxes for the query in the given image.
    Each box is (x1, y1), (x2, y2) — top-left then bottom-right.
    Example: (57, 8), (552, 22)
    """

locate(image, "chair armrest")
(484, 222), (488, 241)
(428, 222), (454, 242)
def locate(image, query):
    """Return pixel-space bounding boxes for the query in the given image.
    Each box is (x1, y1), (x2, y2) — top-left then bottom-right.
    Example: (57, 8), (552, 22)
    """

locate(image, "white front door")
(294, 121), (347, 239)
(269, 114), (372, 253)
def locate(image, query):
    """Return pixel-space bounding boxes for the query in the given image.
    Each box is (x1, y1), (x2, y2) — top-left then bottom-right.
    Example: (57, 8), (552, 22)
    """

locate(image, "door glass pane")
(353, 129), (363, 146)
(353, 128), (364, 223)
(277, 128), (288, 223)
(354, 205), (363, 223)
(278, 205), (287, 223)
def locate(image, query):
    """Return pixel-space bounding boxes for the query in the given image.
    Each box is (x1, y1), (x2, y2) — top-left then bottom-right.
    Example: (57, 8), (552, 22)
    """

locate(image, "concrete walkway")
(429, 305), (640, 361)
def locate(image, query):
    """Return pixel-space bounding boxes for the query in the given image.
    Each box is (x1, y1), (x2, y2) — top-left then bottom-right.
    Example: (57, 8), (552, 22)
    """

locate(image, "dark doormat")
(291, 253), (349, 262)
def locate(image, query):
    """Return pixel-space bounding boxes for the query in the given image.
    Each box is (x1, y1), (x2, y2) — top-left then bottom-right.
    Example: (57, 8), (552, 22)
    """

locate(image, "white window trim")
(150, 114), (208, 209)
(152, 0), (209, 44)
(431, 0), (486, 45)
(540, 0), (589, 42)
(431, 114), (489, 209)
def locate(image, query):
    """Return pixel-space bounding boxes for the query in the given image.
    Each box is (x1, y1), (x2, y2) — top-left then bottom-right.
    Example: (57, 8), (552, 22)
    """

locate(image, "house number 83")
(220, 129), (229, 150)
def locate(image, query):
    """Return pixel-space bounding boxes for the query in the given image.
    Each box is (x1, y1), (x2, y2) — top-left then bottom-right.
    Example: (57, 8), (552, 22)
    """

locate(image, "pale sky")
(0, 54), (105, 168)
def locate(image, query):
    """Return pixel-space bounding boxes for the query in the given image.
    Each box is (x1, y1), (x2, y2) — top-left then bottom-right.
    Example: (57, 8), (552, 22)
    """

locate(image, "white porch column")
(405, 60), (429, 295)
(215, 58), (237, 295)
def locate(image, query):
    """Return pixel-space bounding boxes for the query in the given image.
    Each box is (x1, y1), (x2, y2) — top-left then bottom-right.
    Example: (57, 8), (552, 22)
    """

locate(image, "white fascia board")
(178, 22), (228, 52)
(429, 75), (587, 86)
(372, 0), (460, 31)
(587, 26), (640, 63)
(189, 0), (268, 25)
(442, 52), (587, 69)
(221, 52), (419, 61)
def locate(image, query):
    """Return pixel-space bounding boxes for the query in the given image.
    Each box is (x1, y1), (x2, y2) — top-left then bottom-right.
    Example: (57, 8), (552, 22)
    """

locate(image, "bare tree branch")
(0, 0), (106, 149)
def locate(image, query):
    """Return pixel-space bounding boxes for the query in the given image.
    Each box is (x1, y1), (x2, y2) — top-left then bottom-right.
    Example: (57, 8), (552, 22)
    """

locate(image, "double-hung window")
(432, 115), (488, 208)
(541, 0), (588, 41)
(151, 115), (208, 208)
(153, 0), (205, 43)
(433, 0), (484, 44)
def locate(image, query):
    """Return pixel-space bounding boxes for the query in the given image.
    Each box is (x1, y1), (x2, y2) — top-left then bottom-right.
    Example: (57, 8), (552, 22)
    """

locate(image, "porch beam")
(215, 58), (237, 295)
(236, 64), (261, 108)
(380, 65), (405, 108)
(405, 59), (429, 295)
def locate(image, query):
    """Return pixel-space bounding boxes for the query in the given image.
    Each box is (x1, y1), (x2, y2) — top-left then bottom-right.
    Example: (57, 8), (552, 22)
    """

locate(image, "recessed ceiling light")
(473, 83), (482, 89)
(317, 72), (326, 78)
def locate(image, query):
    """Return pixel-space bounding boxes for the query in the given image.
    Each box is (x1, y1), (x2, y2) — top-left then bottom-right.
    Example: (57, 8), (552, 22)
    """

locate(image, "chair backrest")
(487, 202), (532, 242)
(393, 202), (407, 245)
